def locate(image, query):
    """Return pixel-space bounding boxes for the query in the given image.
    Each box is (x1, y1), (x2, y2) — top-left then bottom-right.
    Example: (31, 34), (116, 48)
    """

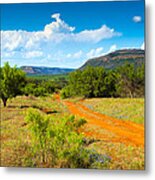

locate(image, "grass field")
(82, 98), (144, 124)
(1, 95), (69, 167)
(0, 95), (144, 169)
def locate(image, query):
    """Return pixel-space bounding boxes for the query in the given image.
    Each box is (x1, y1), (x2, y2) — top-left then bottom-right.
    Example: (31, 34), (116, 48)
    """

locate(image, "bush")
(61, 86), (72, 99)
(23, 78), (61, 97)
(25, 108), (51, 164)
(25, 109), (110, 168)
(22, 83), (36, 96)
(33, 87), (47, 97)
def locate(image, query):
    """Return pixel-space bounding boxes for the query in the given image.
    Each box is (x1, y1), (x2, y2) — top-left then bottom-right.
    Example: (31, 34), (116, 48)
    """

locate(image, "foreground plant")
(25, 108), (110, 168)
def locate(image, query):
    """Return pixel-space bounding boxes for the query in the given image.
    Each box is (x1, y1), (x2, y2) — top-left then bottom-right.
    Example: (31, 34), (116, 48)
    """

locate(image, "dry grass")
(0, 95), (145, 169)
(88, 141), (144, 170)
(82, 98), (144, 124)
(0, 95), (69, 167)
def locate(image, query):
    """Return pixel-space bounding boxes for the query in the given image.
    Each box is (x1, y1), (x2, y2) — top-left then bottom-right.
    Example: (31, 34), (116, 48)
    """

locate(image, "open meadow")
(1, 1), (145, 170)
(1, 95), (144, 169)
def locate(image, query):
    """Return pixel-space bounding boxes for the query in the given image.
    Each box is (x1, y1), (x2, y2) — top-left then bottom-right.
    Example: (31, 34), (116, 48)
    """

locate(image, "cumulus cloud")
(1, 13), (121, 53)
(1, 13), (122, 68)
(74, 25), (121, 43)
(86, 47), (104, 59)
(86, 44), (117, 59)
(133, 16), (142, 23)
(108, 44), (117, 53)
(44, 13), (75, 37)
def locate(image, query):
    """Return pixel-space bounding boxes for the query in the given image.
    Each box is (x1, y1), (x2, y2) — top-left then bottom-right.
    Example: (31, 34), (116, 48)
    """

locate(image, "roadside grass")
(0, 95), (70, 167)
(80, 123), (144, 170)
(1, 96), (144, 169)
(88, 141), (144, 170)
(82, 98), (144, 124)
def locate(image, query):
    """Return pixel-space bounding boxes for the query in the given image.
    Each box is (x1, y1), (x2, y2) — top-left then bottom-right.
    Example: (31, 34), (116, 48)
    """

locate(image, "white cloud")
(74, 25), (121, 43)
(108, 44), (117, 53)
(44, 13), (75, 37)
(86, 44), (117, 59)
(1, 30), (24, 51)
(141, 42), (145, 50)
(1, 13), (121, 53)
(133, 16), (142, 23)
(86, 47), (104, 59)
(1, 13), (122, 68)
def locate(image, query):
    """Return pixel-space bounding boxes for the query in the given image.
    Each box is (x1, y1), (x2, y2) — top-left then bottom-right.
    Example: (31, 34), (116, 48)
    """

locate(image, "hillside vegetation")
(61, 63), (144, 99)
(1, 49), (145, 169)
(80, 49), (144, 70)
(1, 95), (144, 169)
(21, 66), (74, 75)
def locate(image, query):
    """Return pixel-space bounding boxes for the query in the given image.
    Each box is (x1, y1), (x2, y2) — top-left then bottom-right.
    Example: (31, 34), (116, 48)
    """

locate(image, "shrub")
(25, 108), (51, 164)
(25, 109), (110, 168)
(23, 79), (60, 97)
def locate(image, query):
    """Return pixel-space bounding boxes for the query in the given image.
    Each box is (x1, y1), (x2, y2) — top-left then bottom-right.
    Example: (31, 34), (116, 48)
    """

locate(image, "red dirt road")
(55, 94), (144, 147)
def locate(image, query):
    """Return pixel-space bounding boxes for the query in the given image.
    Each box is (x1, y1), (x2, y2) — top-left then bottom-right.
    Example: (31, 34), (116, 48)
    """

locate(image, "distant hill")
(20, 66), (75, 75)
(80, 49), (145, 70)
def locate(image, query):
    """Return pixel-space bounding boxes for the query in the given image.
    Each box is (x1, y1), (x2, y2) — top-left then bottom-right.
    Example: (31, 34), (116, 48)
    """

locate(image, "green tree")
(0, 62), (26, 107)
(23, 83), (36, 96)
(61, 66), (108, 98)
(116, 63), (144, 98)
(61, 64), (144, 99)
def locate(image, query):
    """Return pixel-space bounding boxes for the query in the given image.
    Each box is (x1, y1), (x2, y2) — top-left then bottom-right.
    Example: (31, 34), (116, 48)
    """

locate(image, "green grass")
(82, 98), (144, 124)
(0, 95), (70, 167)
(1, 96), (144, 169)
(88, 141), (144, 170)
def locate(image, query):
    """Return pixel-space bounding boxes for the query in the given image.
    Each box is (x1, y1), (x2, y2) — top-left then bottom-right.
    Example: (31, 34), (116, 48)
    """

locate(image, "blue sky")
(1, 0), (145, 68)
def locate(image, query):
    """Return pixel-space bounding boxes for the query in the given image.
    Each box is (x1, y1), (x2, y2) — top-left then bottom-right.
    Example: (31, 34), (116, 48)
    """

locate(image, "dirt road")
(55, 94), (144, 147)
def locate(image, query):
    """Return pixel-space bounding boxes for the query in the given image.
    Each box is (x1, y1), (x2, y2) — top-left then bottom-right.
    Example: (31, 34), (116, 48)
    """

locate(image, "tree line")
(61, 63), (144, 99)
(0, 62), (144, 107)
(0, 62), (66, 107)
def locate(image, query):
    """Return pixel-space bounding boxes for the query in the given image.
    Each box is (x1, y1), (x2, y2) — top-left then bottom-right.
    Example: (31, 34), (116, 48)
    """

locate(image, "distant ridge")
(20, 49), (145, 75)
(20, 66), (75, 75)
(79, 49), (145, 70)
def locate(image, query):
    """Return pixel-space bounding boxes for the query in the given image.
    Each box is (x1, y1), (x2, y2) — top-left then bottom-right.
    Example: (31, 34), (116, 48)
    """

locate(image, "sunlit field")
(1, 0), (145, 170)
(1, 95), (144, 169)
(82, 98), (144, 124)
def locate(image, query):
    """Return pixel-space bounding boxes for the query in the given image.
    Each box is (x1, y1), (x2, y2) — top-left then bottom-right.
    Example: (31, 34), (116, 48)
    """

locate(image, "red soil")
(55, 94), (144, 147)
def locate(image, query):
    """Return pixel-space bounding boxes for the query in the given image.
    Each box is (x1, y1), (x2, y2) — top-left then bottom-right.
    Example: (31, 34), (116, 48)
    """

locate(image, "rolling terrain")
(1, 49), (145, 169)
(80, 49), (144, 70)
(20, 66), (75, 75)
(1, 95), (144, 169)
(21, 49), (145, 77)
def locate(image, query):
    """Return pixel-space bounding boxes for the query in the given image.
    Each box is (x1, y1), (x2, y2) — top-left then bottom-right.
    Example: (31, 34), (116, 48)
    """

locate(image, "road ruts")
(54, 94), (144, 147)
